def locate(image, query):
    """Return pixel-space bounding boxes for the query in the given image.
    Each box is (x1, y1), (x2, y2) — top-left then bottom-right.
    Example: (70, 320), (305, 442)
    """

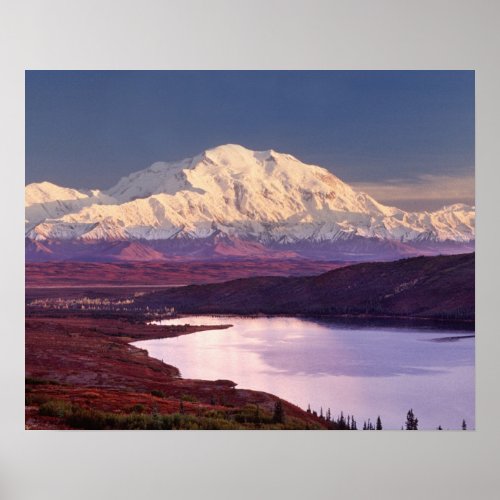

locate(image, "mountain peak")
(201, 144), (279, 165)
(25, 181), (90, 206)
(205, 143), (255, 154)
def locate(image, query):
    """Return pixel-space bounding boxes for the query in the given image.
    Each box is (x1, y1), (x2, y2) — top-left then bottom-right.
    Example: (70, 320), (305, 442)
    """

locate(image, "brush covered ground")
(25, 316), (332, 430)
(134, 253), (475, 320)
(25, 259), (346, 287)
(25, 253), (474, 429)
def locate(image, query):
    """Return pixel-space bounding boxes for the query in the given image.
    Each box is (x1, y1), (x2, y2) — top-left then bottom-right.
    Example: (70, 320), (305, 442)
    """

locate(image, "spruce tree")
(376, 416), (382, 430)
(339, 411), (346, 429)
(405, 409), (418, 430)
(462, 419), (467, 430)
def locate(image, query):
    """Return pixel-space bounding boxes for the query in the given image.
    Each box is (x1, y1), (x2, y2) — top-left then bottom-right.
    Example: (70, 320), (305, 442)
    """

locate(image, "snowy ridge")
(25, 145), (475, 249)
(25, 181), (115, 231)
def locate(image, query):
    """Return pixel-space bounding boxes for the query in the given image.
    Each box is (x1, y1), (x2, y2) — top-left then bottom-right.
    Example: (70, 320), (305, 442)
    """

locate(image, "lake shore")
(25, 315), (331, 430)
(161, 312), (475, 332)
(142, 314), (474, 429)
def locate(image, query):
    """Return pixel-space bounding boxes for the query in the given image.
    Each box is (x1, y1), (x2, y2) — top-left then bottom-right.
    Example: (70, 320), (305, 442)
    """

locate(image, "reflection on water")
(133, 316), (475, 430)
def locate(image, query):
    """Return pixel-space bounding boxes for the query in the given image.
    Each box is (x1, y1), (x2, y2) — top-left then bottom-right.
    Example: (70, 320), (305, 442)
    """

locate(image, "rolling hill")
(134, 253), (475, 320)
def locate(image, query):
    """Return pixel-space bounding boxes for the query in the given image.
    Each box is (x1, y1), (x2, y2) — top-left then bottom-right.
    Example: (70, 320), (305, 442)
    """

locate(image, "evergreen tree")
(339, 411), (346, 429)
(462, 419), (467, 431)
(376, 416), (382, 430)
(405, 409), (418, 430)
(437, 425), (443, 430)
(326, 408), (331, 421)
(363, 421), (367, 430)
(351, 416), (357, 430)
(273, 400), (285, 424)
(307, 404), (311, 414)
(320, 407), (324, 419)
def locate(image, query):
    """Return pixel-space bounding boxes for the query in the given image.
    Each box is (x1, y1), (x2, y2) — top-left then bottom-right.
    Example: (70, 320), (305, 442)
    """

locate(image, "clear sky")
(25, 70), (474, 211)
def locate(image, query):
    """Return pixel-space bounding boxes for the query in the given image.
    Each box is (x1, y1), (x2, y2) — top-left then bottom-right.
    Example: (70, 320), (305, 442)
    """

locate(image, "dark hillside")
(135, 253), (475, 320)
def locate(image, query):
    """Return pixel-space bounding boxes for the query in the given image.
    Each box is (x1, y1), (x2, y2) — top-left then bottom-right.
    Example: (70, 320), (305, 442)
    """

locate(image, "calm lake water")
(133, 316), (475, 430)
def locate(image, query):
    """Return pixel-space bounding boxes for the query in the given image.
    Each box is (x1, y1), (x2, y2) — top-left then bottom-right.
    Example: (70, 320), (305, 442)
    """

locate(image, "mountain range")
(25, 144), (475, 261)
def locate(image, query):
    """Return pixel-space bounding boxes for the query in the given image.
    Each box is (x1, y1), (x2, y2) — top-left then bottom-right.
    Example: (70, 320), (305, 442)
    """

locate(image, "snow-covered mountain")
(25, 181), (114, 232)
(25, 144), (475, 261)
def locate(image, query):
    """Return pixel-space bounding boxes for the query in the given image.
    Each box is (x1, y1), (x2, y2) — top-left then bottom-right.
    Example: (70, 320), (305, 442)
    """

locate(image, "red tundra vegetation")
(25, 316), (331, 430)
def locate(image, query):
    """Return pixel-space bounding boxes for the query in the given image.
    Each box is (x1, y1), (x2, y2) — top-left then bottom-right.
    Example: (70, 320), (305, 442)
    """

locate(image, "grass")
(36, 399), (323, 430)
(39, 400), (73, 418)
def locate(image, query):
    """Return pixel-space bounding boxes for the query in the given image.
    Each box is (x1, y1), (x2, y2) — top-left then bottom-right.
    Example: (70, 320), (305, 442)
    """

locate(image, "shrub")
(129, 404), (145, 414)
(180, 394), (198, 403)
(150, 390), (166, 398)
(35, 400), (320, 430)
(39, 400), (73, 418)
(25, 393), (50, 406)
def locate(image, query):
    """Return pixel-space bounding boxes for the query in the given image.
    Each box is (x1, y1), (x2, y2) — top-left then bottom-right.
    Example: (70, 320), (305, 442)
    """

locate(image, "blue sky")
(25, 70), (474, 210)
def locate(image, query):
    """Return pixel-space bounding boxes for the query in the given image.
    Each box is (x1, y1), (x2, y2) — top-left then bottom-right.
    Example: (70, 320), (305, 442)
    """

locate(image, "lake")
(133, 316), (475, 430)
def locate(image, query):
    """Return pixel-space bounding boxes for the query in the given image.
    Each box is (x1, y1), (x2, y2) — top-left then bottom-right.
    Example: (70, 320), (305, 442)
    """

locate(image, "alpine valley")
(25, 144), (475, 262)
